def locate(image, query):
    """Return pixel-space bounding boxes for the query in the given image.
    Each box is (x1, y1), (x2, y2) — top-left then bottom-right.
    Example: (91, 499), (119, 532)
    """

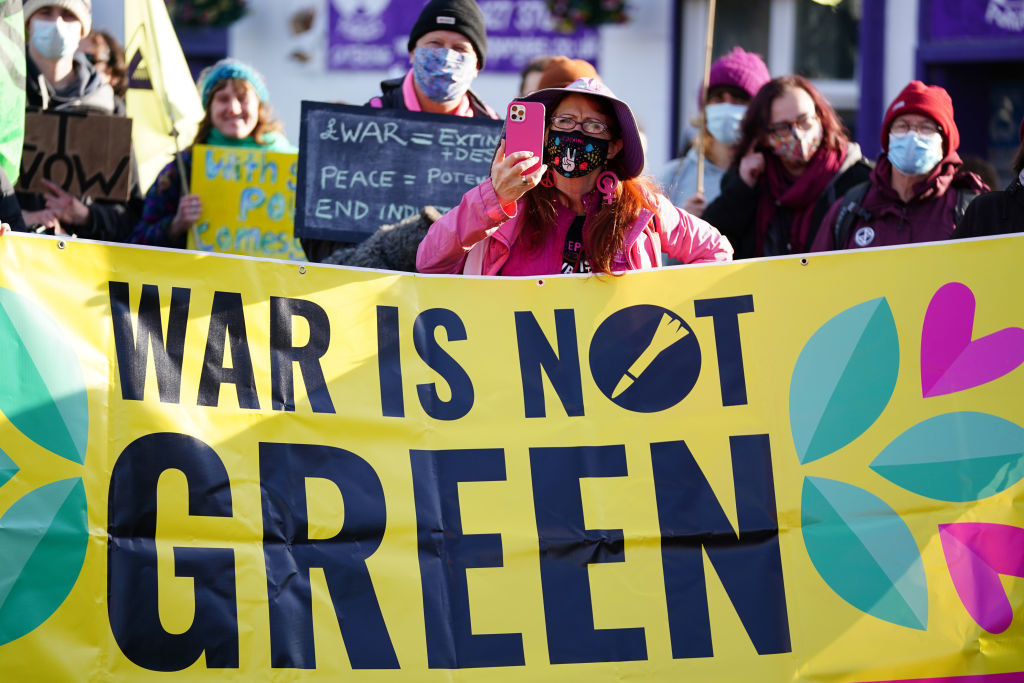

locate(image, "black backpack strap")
(832, 181), (872, 248)
(953, 188), (979, 227)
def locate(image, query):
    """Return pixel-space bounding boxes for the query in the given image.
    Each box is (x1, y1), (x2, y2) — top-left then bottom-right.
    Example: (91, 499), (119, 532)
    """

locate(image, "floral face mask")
(766, 119), (823, 165)
(411, 47), (476, 103)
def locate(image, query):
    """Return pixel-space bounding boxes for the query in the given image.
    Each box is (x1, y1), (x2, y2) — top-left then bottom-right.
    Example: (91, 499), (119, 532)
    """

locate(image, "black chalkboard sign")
(295, 101), (504, 242)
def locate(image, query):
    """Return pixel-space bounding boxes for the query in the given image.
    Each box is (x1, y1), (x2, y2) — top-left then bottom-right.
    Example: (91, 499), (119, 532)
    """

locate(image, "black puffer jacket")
(368, 76), (496, 118)
(321, 206), (440, 272)
(0, 166), (25, 231)
(952, 178), (1024, 238)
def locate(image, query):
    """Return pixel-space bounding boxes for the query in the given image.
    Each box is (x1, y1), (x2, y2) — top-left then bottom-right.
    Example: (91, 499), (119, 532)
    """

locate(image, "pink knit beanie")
(700, 46), (770, 108)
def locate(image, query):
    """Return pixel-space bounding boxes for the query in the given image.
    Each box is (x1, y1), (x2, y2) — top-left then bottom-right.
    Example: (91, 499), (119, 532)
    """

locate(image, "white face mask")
(704, 102), (746, 146)
(30, 17), (81, 61)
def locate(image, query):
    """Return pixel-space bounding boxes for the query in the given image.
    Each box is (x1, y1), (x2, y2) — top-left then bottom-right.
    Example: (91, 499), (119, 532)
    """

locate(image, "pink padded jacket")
(416, 179), (733, 275)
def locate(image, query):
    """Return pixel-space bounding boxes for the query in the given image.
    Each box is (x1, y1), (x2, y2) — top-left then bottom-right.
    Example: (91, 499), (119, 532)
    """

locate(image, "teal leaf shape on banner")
(802, 476), (928, 630)
(871, 412), (1024, 502)
(0, 287), (87, 465)
(0, 447), (17, 489)
(0, 478), (88, 645)
(790, 298), (899, 464)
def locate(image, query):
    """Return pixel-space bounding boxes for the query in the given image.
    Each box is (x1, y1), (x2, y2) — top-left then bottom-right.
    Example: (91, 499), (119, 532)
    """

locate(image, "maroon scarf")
(755, 144), (846, 254)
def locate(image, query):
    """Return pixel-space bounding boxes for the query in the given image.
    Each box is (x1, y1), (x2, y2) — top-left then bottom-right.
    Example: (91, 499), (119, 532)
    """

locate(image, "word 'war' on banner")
(296, 102), (502, 244)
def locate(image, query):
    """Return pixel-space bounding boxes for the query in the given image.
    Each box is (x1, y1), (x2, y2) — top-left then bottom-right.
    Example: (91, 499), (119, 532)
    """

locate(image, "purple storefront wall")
(916, 0), (1024, 177)
(862, 0), (1024, 169)
(857, 0), (887, 161)
(326, 0), (599, 74)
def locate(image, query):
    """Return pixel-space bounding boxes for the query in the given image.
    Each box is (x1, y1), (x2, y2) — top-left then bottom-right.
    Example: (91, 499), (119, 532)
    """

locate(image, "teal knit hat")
(198, 58), (270, 106)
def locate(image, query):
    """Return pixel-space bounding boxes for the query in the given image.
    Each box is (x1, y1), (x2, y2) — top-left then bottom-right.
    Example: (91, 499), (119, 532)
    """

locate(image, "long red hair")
(518, 94), (659, 274)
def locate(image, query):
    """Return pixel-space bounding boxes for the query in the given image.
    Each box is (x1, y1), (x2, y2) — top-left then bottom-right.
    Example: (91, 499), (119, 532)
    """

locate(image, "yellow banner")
(0, 233), (1022, 681)
(187, 144), (305, 261)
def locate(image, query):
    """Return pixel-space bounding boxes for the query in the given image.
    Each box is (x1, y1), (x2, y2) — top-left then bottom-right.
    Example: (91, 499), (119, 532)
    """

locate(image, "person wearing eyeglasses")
(702, 75), (872, 258)
(416, 77), (732, 275)
(812, 81), (988, 252)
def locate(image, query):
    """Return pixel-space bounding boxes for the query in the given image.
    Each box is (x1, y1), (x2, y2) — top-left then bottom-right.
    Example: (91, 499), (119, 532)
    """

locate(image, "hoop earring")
(596, 171), (620, 205)
(540, 169), (555, 187)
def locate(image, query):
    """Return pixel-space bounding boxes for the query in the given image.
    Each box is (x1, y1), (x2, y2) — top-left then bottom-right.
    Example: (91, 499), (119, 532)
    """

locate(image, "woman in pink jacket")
(416, 78), (733, 275)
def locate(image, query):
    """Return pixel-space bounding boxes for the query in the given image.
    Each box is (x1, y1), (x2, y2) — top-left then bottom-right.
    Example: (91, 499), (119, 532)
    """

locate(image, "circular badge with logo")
(589, 305), (701, 413)
(854, 226), (876, 248)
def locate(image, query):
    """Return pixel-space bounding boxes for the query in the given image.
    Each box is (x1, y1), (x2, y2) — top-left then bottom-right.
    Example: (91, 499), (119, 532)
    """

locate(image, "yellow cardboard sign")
(187, 144), (305, 261)
(0, 232), (1022, 681)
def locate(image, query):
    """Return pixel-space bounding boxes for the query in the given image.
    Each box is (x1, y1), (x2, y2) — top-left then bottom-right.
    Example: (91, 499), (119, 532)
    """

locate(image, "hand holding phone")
(505, 101), (545, 175)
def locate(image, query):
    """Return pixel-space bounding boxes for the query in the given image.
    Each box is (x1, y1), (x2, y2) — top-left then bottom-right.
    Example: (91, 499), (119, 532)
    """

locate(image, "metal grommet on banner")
(537, 279), (545, 286)
(57, 240), (66, 250)
(800, 258), (808, 266)
(298, 265), (307, 275)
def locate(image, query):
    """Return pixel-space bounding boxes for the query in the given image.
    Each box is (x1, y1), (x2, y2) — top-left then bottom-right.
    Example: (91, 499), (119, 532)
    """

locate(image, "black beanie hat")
(407, 0), (487, 69)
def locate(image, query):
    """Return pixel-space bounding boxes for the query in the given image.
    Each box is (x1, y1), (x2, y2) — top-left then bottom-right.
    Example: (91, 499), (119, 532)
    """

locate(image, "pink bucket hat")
(516, 77), (644, 179)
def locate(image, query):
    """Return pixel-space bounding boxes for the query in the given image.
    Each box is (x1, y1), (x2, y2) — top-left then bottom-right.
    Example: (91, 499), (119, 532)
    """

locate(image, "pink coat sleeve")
(415, 179), (517, 274)
(657, 193), (734, 263)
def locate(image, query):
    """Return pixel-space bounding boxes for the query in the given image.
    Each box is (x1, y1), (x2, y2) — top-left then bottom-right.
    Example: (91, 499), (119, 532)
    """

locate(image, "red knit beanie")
(881, 81), (959, 156)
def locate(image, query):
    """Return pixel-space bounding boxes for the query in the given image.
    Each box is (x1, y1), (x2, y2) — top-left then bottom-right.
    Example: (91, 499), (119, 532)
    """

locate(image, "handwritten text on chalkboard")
(296, 102), (502, 243)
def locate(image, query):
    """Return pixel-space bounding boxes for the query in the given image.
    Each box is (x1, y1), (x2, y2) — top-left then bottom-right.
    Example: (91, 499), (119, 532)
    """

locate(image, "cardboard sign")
(188, 144), (305, 261)
(295, 102), (503, 243)
(18, 110), (133, 201)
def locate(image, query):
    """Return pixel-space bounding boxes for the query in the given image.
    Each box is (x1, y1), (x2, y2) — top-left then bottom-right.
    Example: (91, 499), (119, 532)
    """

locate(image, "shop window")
(712, 0), (770, 62)
(794, 0), (861, 80)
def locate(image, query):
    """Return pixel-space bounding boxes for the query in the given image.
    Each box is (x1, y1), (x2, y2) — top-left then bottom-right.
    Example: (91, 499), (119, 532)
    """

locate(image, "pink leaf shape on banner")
(920, 282), (1024, 397)
(939, 523), (1024, 634)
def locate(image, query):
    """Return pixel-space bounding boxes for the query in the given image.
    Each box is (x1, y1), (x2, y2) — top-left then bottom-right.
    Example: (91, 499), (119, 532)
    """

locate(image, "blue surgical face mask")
(412, 47), (477, 103)
(704, 102), (746, 146)
(888, 131), (944, 176)
(30, 17), (81, 61)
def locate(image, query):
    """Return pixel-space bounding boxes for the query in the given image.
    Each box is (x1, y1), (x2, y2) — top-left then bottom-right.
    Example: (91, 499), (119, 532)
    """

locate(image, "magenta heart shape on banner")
(939, 523), (1024, 634)
(920, 282), (1024, 398)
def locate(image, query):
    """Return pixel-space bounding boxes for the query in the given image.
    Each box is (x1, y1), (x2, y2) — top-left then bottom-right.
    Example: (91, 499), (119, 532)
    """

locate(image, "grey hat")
(24, 0), (91, 35)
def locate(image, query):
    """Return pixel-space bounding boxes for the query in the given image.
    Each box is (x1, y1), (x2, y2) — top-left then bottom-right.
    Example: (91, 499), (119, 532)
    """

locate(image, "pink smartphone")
(506, 101), (545, 175)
